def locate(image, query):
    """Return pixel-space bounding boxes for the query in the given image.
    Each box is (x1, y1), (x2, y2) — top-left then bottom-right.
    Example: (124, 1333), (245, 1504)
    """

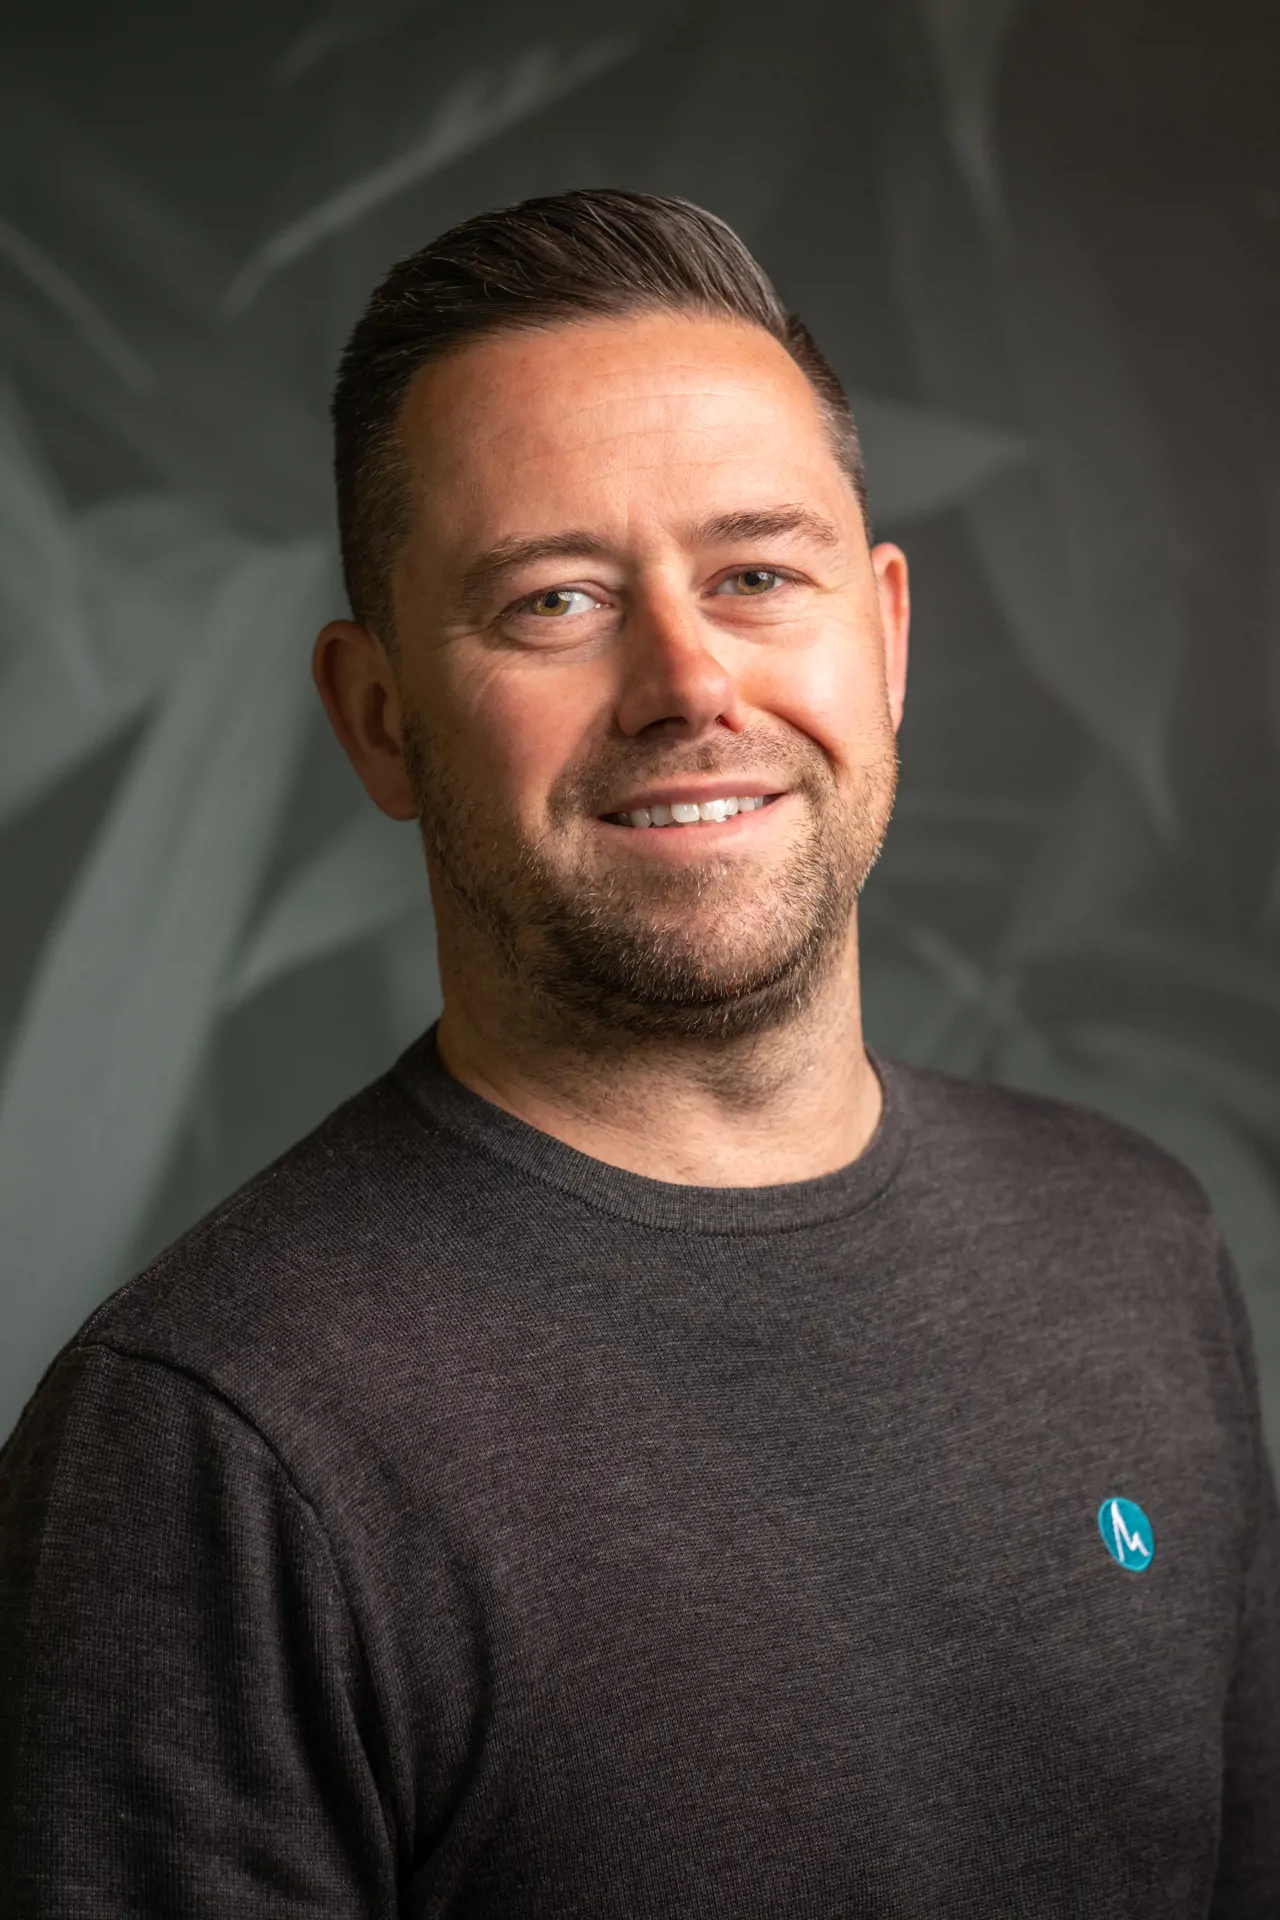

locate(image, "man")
(1, 189), (1277, 1916)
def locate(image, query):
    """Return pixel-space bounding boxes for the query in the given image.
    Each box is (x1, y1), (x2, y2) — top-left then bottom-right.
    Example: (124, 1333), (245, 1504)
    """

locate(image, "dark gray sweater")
(2, 1026), (1278, 1916)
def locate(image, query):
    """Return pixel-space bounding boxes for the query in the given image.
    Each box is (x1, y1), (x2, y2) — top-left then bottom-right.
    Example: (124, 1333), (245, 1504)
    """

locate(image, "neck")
(431, 918), (881, 1189)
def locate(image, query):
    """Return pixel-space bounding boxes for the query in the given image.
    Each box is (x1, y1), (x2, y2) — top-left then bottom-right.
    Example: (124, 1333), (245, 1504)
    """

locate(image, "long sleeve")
(1209, 1247), (1280, 1917)
(0, 1342), (397, 1917)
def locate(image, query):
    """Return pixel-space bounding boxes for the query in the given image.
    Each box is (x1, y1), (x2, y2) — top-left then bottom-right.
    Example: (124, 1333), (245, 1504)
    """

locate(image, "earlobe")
(311, 619), (419, 822)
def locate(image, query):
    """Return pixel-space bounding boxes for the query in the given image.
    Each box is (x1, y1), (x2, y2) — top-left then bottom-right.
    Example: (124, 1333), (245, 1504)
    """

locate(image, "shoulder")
(881, 1052), (1215, 1243)
(67, 1062), (459, 1420)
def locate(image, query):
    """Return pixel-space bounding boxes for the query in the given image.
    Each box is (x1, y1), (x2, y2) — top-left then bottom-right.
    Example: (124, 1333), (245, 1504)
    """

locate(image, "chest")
(411, 1285), (1243, 1915)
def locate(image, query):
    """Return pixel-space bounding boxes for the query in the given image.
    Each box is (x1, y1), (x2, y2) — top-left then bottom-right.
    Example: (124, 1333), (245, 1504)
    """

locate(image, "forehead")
(394, 312), (850, 549)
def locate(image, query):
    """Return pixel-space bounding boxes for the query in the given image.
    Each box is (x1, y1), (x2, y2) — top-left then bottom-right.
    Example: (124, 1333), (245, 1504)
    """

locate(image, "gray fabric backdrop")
(2, 0), (1278, 1465)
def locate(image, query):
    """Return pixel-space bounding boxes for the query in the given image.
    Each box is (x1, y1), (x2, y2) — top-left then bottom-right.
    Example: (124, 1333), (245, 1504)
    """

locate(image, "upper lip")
(599, 781), (786, 816)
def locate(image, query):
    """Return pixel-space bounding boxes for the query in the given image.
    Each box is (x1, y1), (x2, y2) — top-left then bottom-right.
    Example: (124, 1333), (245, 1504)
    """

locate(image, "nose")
(612, 582), (749, 740)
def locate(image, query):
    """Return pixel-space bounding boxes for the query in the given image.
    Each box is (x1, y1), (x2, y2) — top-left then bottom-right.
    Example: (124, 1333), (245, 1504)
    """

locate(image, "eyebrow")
(454, 504), (843, 618)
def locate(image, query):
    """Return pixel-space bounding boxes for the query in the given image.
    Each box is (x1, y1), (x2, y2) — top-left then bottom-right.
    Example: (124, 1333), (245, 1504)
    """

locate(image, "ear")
(311, 619), (419, 821)
(870, 542), (909, 734)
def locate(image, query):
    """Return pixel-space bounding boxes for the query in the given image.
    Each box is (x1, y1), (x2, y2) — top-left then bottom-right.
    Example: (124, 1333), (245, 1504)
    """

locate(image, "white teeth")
(618, 795), (770, 828)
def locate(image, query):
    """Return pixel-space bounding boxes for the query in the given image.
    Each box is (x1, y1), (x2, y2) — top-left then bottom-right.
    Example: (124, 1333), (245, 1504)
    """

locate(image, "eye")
(521, 587), (600, 618)
(713, 567), (786, 597)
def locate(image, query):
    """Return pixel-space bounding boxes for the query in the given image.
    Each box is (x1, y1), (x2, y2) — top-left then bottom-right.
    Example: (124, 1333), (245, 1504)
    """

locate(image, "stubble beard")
(403, 712), (898, 1050)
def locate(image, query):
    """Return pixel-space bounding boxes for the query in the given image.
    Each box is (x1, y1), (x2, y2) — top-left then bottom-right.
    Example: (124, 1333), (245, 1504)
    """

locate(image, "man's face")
(386, 310), (907, 1046)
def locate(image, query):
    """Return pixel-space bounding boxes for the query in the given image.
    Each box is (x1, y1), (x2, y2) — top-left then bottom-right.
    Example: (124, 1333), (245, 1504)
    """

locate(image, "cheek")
(757, 624), (890, 771)
(450, 657), (584, 818)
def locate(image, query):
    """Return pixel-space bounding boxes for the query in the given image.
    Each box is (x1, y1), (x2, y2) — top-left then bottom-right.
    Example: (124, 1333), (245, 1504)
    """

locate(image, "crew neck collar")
(389, 1020), (911, 1237)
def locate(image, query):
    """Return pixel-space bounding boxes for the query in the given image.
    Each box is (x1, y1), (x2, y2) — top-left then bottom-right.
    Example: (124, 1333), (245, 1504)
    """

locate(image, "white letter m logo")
(1111, 1499), (1150, 1560)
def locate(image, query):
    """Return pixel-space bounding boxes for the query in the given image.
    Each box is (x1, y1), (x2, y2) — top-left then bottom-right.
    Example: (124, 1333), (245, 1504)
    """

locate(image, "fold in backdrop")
(1, 0), (1279, 1462)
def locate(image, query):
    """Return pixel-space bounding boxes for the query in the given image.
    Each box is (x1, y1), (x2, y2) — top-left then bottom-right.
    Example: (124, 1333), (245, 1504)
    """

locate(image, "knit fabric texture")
(2, 1022), (1278, 1916)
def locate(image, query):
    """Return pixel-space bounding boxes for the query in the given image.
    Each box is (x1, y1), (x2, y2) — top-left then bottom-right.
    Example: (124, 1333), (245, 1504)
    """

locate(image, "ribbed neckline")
(389, 1020), (911, 1237)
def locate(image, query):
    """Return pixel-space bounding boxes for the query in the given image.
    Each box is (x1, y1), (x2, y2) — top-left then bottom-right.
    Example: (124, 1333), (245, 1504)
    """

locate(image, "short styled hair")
(331, 188), (871, 644)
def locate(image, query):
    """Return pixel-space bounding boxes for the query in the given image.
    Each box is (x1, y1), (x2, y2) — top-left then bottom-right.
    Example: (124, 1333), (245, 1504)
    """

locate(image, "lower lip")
(593, 793), (791, 853)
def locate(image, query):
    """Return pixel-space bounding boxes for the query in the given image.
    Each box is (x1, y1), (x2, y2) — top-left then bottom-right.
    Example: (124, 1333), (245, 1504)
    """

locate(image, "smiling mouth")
(599, 794), (785, 828)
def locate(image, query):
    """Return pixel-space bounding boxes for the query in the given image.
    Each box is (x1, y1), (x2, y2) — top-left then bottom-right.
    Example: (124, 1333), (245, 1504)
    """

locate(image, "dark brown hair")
(332, 188), (871, 643)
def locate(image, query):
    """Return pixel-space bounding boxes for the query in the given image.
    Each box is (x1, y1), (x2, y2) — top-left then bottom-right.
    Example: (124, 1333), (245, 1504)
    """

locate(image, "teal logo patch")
(1097, 1496), (1155, 1572)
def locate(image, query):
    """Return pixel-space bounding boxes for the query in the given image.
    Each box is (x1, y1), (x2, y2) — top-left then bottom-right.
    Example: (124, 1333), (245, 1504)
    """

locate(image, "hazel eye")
(715, 568), (784, 596)
(526, 587), (597, 618)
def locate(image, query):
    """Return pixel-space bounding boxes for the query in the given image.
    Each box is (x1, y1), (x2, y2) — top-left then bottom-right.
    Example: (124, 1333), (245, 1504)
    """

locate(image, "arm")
(0, 1342), (397, 1916)
(1210, 1245), (1280, 1917)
